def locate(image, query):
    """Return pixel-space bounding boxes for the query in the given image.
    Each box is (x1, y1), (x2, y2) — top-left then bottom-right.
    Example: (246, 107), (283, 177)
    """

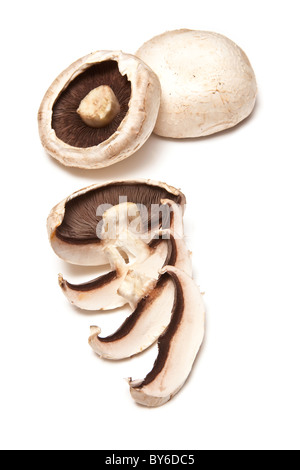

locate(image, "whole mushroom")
(136, 29), (257, 138)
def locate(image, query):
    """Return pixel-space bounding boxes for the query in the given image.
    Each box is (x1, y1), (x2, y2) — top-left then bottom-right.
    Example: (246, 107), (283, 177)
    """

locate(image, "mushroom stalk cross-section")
(77, 85), (121, 128)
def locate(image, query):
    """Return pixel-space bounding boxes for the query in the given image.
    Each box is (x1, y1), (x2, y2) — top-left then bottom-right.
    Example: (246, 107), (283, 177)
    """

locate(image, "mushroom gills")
(48, 181), (185, 266)
(52, 61), (131, 148)
(129, 266), (205, 407)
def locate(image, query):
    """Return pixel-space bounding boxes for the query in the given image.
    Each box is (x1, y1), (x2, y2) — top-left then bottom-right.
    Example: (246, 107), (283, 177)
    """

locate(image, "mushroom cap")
(136, 29), (257, 138)
(38, 51), (161, 169)
(47, 179), (186, 266)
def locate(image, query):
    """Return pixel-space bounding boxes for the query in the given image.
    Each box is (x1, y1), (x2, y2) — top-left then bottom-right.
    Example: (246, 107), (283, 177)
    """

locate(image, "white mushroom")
(136, 29), (257, 138)
(38, 51), (161, 169)
(129, 265), (205, 407)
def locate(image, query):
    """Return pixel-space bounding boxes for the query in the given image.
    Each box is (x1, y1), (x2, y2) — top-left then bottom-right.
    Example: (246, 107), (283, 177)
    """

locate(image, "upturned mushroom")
(136, 29), (257, 138)
(129, 266), (205, 407)
(47, 179), (186, 266)
(38, 51), (161, 169)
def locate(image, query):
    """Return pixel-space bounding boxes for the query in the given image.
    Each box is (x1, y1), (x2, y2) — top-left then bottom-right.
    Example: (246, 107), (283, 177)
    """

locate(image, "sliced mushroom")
(136, 29), (257, 138)
(88, 199), (193, 357)
(88, 230), (192, 358)
(47, 179), (186, 266)
(129, 266), (205, 407)
(38, 51), (161, 169)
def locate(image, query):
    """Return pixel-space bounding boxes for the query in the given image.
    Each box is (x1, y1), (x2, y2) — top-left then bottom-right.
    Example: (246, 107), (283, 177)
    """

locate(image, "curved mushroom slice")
(48, 180), (186, 266)
(38, 51), (161, 169)
(129, 266), (205, 408)
(89, 275), (175, 359)
(59, 270), (127, 311)
(88, 233), (193, 357)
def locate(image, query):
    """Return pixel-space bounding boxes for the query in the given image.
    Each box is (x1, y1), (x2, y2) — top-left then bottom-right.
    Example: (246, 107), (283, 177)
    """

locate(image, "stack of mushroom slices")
(48, 180), (205, 407)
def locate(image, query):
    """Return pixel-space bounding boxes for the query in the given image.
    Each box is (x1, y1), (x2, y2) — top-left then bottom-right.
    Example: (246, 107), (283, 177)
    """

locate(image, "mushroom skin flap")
(129, 266), (205, 408)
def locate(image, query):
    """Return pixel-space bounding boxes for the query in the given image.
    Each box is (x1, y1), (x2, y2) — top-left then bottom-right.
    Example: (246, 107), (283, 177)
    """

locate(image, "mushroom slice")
(129, 266), (205, 407)
(38, 51), (161, 169)
(59, 238), (170, 311)
(58, 270), (127, 311)
(136, 29), (257, 138)
(88, 230), (192, 358)
(48, 179), (186, 266)
(89, 275), (175, 359)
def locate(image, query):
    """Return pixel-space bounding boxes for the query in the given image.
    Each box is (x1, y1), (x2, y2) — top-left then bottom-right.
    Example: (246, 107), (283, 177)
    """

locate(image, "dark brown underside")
(52, 61), (131, 148)
(56, 183), (183, 244)
(132, 271), (184, 388)
(65, 270), (117, 292)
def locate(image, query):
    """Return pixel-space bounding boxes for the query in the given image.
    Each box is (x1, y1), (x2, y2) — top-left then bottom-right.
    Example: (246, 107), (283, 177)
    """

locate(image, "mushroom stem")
(77, 85), (120, 128)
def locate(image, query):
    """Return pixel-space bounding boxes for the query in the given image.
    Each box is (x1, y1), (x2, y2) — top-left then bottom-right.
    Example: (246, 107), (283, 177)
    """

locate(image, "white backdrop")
(1, 0), (299, 450)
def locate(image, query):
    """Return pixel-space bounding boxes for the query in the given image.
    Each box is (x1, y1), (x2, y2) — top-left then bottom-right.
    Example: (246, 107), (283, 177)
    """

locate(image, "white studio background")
(0, 0), (299, 451)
